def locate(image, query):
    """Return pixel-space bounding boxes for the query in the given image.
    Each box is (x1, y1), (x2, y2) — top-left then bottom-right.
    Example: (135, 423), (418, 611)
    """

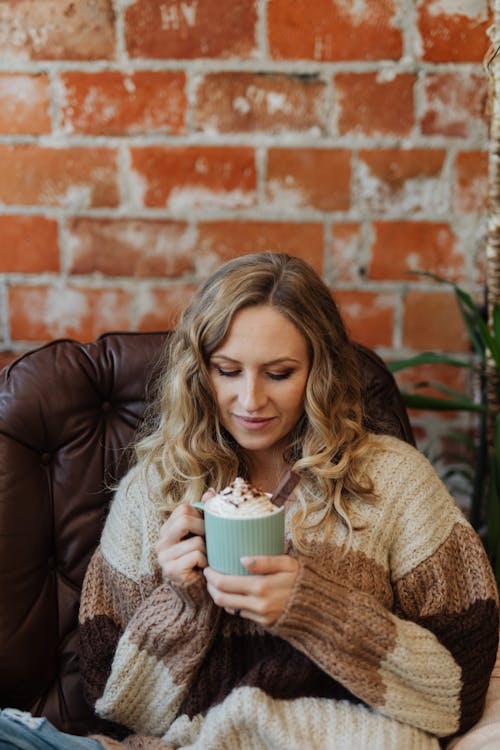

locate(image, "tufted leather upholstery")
(0, 331), (414, 736)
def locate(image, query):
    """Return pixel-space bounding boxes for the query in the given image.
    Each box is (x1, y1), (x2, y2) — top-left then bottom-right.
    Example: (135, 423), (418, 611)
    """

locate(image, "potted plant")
(388, 273), (500, 584)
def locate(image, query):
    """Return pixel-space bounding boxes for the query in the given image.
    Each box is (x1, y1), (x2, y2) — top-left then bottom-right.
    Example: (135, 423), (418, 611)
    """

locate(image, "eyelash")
(215, 366), (292, 381)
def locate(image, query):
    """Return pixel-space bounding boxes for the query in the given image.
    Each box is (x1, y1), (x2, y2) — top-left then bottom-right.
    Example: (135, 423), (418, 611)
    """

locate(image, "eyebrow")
(210, 354), (302, 366)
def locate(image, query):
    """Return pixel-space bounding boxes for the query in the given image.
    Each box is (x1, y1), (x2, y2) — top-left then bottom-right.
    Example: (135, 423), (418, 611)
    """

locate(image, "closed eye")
(268, 371), (292, 381)
(215, 366), (241, 377)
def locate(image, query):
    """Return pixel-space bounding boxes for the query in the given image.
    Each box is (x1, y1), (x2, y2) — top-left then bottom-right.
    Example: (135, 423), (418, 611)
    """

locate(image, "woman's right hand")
(155, 492), (213, 585)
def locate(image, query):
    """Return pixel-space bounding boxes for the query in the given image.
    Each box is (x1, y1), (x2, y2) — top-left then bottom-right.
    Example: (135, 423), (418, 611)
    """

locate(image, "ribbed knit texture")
(79, 435), (499, 749)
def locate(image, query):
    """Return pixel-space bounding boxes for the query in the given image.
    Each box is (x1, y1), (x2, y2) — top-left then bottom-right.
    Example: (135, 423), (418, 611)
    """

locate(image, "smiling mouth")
(234, 415), (275, 428)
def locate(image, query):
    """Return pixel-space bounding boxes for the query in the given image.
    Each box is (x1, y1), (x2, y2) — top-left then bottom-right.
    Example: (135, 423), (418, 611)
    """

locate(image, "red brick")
(417, 1), (491, 62)
(67, 218), (195, 278)
(196, 222), (324, 274)
(193, 73), (326, 134)
(0, 145), (118, 207)
(453, 151), (488, 213)
(130, 146), (256, 209)
(0, 216), (59, 272)
(0, 0), (115, 61)
(265, 149), (351, 211)
(402, 290), (469, 351)
(125, 0), (256, 59)
(136, 285), (199, 331)
(369, 222), (464, 282)
(421, 73), (488, 138)
(0, 74), (50, 134)
(268, 0), (402, 61)
(335, 72), (415, 136)
(333, 290), (395, 349)
(60, 71), (187, 136)
(357, 149), (446, 214)
(330, 223), (364, 282)
(9, 285), (131, 342)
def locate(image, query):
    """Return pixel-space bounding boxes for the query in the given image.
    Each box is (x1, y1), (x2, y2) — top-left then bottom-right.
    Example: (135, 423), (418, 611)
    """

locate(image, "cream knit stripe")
(164, 686), (441, 750)
(100, 464), (162, 583)
(272, 561), (461, 735)
(364, 436), (465, 578)
(96, 632), (185, 736)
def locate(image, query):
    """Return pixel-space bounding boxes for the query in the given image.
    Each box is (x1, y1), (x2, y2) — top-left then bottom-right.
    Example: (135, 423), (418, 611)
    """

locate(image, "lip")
(234, 415), (276, 430)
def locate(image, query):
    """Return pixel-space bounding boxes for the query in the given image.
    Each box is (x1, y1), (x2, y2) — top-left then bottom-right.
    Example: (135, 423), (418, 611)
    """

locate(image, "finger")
(240, 555), (298, 575)
(161, 548), (208, 581)
(158, 507), (204, 546)
(203, 567), (258, 595)
(159, 533), (206, 563)
(200, 488), (216, 502)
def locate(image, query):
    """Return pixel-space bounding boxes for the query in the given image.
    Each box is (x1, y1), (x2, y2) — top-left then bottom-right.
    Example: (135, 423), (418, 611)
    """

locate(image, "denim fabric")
(0, 709), (103, 750)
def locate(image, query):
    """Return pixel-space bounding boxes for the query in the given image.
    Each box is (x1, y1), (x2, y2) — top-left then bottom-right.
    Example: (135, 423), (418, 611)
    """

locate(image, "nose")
(239, 373), (267, 413)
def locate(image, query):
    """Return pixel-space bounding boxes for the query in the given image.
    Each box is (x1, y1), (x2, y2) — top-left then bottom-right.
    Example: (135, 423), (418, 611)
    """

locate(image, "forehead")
(214, 305), (308, 359)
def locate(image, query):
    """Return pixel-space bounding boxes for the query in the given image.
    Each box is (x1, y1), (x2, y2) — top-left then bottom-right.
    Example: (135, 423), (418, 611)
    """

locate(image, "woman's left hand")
(203, 555), (299, 627)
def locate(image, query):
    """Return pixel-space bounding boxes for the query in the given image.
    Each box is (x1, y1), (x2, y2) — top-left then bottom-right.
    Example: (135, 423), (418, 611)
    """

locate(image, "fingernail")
(241, 557), (255, 567)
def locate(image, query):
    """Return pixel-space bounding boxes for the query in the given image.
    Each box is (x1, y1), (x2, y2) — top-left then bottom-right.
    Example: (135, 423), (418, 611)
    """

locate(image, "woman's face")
(209, 305), (310, 460)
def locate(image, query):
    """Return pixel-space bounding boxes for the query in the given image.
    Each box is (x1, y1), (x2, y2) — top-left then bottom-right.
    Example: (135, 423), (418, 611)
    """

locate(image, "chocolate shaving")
(271, 470), (300, 508)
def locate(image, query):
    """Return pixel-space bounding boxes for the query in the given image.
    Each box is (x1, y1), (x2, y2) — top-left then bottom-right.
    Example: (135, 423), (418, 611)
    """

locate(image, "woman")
(6, 252), (496, 749)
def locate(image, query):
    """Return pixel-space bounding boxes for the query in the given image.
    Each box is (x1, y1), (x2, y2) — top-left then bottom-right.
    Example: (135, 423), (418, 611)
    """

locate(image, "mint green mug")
(193, 503), (285, 575)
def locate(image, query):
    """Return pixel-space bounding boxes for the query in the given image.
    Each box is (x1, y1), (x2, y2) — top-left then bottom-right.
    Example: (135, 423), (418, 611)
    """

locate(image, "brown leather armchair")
(0, 331), (414, 735)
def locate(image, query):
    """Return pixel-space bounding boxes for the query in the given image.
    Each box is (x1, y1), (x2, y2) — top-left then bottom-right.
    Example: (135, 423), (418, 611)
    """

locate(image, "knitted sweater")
(79, 435), (499, 750)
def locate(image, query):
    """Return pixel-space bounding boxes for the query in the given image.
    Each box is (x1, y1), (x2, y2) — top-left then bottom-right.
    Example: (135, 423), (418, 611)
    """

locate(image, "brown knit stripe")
(126, 576), (217, 686)
(395, 522), (500, 733)
(80, 548), (146, 627)
(395, 523), (499, 619)
(271, 561), (397, 707)
(177, 625), (365, 720)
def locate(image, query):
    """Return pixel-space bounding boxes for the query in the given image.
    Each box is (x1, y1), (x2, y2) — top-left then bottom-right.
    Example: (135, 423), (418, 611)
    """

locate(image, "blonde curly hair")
(135, 252), (375, 552)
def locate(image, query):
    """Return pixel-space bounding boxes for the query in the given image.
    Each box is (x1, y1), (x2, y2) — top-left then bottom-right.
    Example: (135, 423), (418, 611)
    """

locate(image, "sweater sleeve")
(79, 465), (221, 737)
(270, 440), (499, 740)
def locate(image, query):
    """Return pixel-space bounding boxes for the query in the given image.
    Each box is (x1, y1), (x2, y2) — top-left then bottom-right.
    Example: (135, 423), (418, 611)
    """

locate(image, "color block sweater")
(79, 435), (499, 750)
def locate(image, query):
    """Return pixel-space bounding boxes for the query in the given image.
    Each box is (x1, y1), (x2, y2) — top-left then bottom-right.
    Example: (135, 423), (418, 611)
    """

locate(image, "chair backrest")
(0, 332), (414, 735)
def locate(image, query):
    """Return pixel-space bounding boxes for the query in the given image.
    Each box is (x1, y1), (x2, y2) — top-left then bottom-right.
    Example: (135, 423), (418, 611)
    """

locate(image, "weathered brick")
(357, 149), (447, 214)
(268, 0), (402, 61)
(0, 145), (118, 207)
(193, 73), (326, 134)
(369, 222), (464, 282)
(453, 151), (489, 213)
(67, 218), (195, 277)
(125, 0), (256, 59)
(0, 216), (59, 272)
(417, 0), (491, 62)
(330, 223), (364, 282)
(130, 146), (256, 209)
(0, 0), (115, 61)
(136, 285), (199, 331)
(335, 72), (415, 136)
(403, 290), (469, 351)
(196, 221), (324, 274)
(0, 74), (50, 134)
(60, 71), (187, 135)
(9, 285), (131, 342)
(421, 73), (488, 138)
(333, 290), (395, 349)
(265, 148), (351, 211)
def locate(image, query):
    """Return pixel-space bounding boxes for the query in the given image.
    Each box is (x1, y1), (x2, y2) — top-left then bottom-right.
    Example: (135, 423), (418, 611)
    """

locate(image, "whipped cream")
(204, 477), (277, 518)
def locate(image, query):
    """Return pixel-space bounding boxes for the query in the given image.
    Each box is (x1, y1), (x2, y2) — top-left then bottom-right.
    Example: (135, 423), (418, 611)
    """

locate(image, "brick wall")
(0, 0), (491, 415)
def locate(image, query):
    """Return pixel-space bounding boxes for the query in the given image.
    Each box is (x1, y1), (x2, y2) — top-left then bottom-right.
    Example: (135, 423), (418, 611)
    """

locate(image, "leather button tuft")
(41, 452), (51, 464)
(102, 401), (111, 412)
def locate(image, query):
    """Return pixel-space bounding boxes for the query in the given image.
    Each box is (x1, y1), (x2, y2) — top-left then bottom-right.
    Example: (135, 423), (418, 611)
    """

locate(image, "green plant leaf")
(388, 352), (472, 373)
(400, 392), (486, 412)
